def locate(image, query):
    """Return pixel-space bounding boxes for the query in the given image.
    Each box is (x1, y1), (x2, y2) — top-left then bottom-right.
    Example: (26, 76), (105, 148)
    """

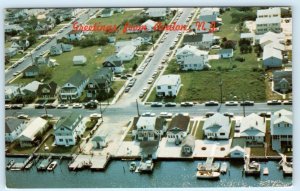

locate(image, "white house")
(259, 31), (285, 48)
(156, 75), (181, 97)
(256, 17), (281, 34)
(92, 135), (107, 149)
(239, 113), (266, 145)
(167, 113), (190, 145)
(5, 85), (21, 101)
(101, 8), (114, 18)
(257, 7), (281, 18)
(219, 49), (234, 58)
(115, 39), (141, 52)
(263, 46), (282, 68)
(203, 113), (230, 140)
(132, 116), (167, 141)
(141, 19), (157, 32)
(18, 117), (48, 148)
(103, 56), (125, 74)
(54, 113), (85, 146)
(176, 45), (209, 71)
(182, 33), (214, 50)
(21, 81), (43, 94)
(73, 55), (87, 65)
(146, 8), (167, 19)
(229, 146), (246, 158)
(271, 109), (293, 151)
(67, 30), (83, 41)
(5, 48), (17, 57)
(5, 118), (26, 143)
(240, 33), (255, 43)
(116, 45), (136, 61)
(60, 71), (88, 101)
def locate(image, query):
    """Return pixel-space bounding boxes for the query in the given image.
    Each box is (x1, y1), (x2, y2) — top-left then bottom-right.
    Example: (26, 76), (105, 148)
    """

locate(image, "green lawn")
(47, 25), (64, 35)
(230, 120), (236, 139)
(37, 135), (79, 154)
(123, 55), (144, 73)
(194, 121), (204, 140)
(111, 80), (126, 93)
(7, 142), (36, 155)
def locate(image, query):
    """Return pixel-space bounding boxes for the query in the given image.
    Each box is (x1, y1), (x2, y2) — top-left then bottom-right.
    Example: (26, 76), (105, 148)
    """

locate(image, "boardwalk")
(68, 154), (110, 171)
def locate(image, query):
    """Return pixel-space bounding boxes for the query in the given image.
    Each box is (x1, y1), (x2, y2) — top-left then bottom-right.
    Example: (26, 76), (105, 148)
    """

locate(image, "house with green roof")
(60, 70), (89, 101)
(54, 113), (85, 146)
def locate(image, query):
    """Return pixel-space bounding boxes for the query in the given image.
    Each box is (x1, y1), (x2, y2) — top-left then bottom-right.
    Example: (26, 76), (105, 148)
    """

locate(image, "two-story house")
(203, 113), (230, 140)
(271, 109), (293, 151)
(176, 45), (209, 71)
(54, 113), (85, 146)
(182, 33), (214, 50)
(167, 113), (190, 145)
(5, 118), (26, 143)
(145, 8), (168, 19)
(256, 8), (281, 34)
(67, 30), (83, 41)
(36, 81), (58, 99)
(273, 70), (292, 94)
(103, 56), (125, 74)
(156, 74), (181, 97)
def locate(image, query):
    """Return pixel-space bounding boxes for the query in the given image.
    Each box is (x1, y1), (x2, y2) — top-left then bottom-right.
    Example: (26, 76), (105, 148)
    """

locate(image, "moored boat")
(6, 160), (15, 170)
(196, 171), (220, 179)
(129, 162), (136, 171)
(220, 162), (227, 174)
(47, 161), (58, 171)
(37, 156), (52, 171)
(25, 161), (34, 170)
(263, 167), (269, 175)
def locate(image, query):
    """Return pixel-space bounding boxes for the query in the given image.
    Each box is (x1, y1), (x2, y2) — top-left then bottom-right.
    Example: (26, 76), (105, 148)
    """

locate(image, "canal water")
(6, 158), (292, 188)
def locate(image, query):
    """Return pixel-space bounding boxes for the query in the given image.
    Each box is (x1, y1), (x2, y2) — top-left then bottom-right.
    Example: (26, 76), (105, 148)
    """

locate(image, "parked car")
(205, 112), (215, 118)
(57, 104), (69, 109)
(225, 101), (238, 106)
(139, 92), (145, 98)
(147, 79), (154, 84)
(120, 75), (127, 80)
(45, 103), (56, 109)
(180, 102), (194, 107)
(204, 101), (219, 106)
(164, 102), (176, 107)
(240, 101), (254, 106)
(258, 112), (272, 118)
(137, 69), (143, 74)
(40, 114), (54, 119)
(73, 103), (83, 108)
(282, 100), (292, 105)
(5, 104), (11, 110)
(267, 100), (282, 105)
(211, 45), (220, 49)
(159, 112), (173, 118)
(142, 112), (156, 117)
(89, 113), (102, 119)
(13, 71), (21, 76)
(17, 114), (29, 119)
(85, 101), (98, 109)
(126, 74), (133, 78)
(124, 86), (131, 93)
(151, 102), (163, 107)
(223, 112), (234, 118)
(35, 104), (44, 109)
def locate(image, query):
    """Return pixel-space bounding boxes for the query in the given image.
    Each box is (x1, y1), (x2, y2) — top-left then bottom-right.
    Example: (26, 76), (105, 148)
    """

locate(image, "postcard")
(4, 7), (293, 188)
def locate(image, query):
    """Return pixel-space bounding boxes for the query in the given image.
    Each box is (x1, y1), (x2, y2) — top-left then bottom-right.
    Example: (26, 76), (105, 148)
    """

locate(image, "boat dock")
(244, 154), (261, 176)
(279, 154), (292, 175)
(68, 154), (110, 171)
(197, 157), (220, 172)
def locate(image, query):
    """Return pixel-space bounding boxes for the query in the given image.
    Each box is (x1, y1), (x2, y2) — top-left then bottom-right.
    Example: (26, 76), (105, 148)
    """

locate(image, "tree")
(221, 40), (236, 49)
(132, 64), (138, 71)
(38, 66), (52, 81)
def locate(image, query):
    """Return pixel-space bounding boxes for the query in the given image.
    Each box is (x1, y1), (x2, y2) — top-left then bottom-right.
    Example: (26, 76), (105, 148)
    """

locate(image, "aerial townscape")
(5, 7), (292, 188)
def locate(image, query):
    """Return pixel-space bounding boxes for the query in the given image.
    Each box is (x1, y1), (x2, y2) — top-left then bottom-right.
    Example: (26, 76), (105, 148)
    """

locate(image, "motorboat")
(47, 161), (58, 171)
(6, 160), (15, 170)
(196, 171), (220, 179)
(129, 162), (136, 171)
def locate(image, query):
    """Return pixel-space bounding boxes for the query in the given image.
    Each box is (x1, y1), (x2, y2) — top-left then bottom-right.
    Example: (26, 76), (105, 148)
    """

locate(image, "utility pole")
(136, 99), (140, 117)
(219, 78), (223, 104)
(99, 100), (103, 122)
(242, 96), (245, 117)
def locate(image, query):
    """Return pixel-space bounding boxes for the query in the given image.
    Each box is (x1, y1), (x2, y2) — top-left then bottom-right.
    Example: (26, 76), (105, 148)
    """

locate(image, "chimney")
(256, 121), (258, 126)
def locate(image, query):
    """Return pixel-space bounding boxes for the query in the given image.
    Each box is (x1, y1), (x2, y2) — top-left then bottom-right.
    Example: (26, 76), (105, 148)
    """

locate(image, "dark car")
(11, 104), (23, 109)
(240, 101), (254, 106)
(120, 75), (128, 80)
(85, 101), (98, 109)
(115, 74), (121, 77)
(204, 101), (219, 106)
(151, 102), (163, 107)
(283, 100), (292, 105)
(205, 112), (215, 118)
(35, 104), (44, 109)
(126, 74), (133, 78)
(224, 112), (234, 118)
(165, 102), (176, 107)
(180, 102), (194, 107)
(124, 86), (131, 93)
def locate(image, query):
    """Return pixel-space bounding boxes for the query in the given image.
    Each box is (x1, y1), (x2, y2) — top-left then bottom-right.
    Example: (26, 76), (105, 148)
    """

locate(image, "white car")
(136, 69), (143, 74)
(90, 113), (102, 119)
(17, 114), (29, 119)
(147, 79), (154, 84)
(142, 112), (156, 117)
(13, 71), (21, 76)
(57, 104), (69, 109)
(225, 101), (239, 106)
(211, 45), (221, 49)
(73, 103), (83, 108)
(159, 112), (173, 118)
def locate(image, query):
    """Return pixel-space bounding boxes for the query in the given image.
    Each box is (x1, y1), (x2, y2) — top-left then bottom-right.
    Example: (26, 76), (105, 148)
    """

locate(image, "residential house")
(5, 85), (21, 101)
(263, 47), (282, 68)
(240, 33), (255, 43)
(132, 116), (167, 141)
(239, 113), (266, 146)
(54, 113), (85, 146)
(34, 55), (50, 65)
(181, 135), (195, 156)
(4, 24), (24, 33)
(140, 140), (159, 159)
(115, 39), (141, 52)
(146, 8), (168, 19)
(199, 8), (221, 23)
(141, 19), (157, 32)
(18, 117), (48, 147)
(175, 45), (209, 71)
(203, 113), (230, 140)
(5, 48), (17, 57)
(103, 57), (125, 74)
(92, 135), (107, 149)
(50, 43), (73, 56)
(101, 8), (114, 18)
(182, 33), (214, 50)
(219, 49), (234, 58)
(138, 33), (152, 44)
(256, 17), (281, 34)
(37, 81), (58, 99)
(116, 45), (137, 61)
(60, 70), (89, 101)
(273, 70), (292, 93)
(156, 74), (181, 97)
(23, 65), (39, 77)
(112, 8), (125, 13)
(21, 81), (43, 95)
(5, 118), (26, 143)
(229, 146), (246, 158)
(271, 109), (293, 151)
(35, 22), (49, 34)
(167, 113), (190, 145)
(67, 30), (83, 41)
(73, 55), (87, 65)
(86, 68), (113, 99)
(259, 31), (285, 48)
(192, 22), (212, 34)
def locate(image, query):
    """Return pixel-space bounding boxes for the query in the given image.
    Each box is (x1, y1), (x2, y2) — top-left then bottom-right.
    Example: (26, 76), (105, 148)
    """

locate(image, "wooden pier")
(279, 153), (292, 175)
(68, 154), (110, 171)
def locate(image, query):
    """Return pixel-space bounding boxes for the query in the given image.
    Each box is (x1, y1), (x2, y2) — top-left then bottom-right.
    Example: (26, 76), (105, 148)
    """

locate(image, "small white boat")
(6, 160), (15, 170)
(129, 162), (136, 171)
(25, 161), (34, 170)
(263, 167), (269, 175)
(196, 171), (220, 179)
(47, 161), (57, 171)
(220, 162), (227, 174)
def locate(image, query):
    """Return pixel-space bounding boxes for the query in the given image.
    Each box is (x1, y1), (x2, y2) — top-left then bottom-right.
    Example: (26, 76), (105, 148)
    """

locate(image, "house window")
(157, 86), (161, 90)
(59, 139), (63, 142)
(69, 139), (73, 142)
(220, 133), (225, 136)
(168, 86), (171, 89)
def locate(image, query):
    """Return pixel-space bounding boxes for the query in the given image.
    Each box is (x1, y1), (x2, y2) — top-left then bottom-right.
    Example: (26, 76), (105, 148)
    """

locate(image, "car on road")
(149, 52), (154, 57)
(151, 102), (163, 107)
(204, 101), (219, 106)
(35, 104), (44, 109)
(147, 79), (154, 84)
(240, 101), (254, 106)
(142, 112), (156, 117)
(225, 101), (239, 106)
(180, 102), (194, 107)
(124, 86), (131, 93)
(258, 112), (271, 118)
(139, 92), (145, 98)
(164, 102), (176, 107)
(84, 101), (98, 109)
(45, 103), (56, 109)
(267, 100), (282, 105)
(158, 65), (164, 69)
(17, 114), (29, 119)
(41, 114), (54, 119)
(72, 103), (83, 108)
(205, 112), (215, 118)
(11, 104), (23, 109)
(89, 113), (102, 119)
(223, 112), (234, 118)
(13, 71), (21, 76)
(159, 112), (173, 118)
(136, 69), (144, 74)
(5, 104), (11, 110)
(282, 100), (292, 105)
(57, 104), (69, 109)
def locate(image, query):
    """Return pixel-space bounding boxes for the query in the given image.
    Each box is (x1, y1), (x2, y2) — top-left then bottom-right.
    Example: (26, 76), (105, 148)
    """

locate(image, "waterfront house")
(182, 33), (214, 50)
(54, 113), (85, 146)
(273, 70), (292, 94)
(145, 8), (168, 19)
(23, 65), (39, 77)
(219, 49), (233, 58)
(101, 8), (114, 18)
(50, 43), (73, 56)
(140, 140), (159, 159)
(103, 57), (124, 74)
(86, 68), (113, 99)
(167, 113), (190, 145)
(116, 45), (137, 61)
(5, 85), (21, 102)
(67, 30), (83, 41)
(239, 113), (266, 146)
(60, 70), (89, 101)
(156, 74), (181, 97)
(21, 81), (43, 95)
(181, 135), (195, 156)
(176, 45), (209, 71)
(229, 146), (246, 158)
(73, 55), (87, 65)
(36, 81), (58, 99)
(18, 117), (48, 148)
(5, 118), (26, 143)
(203, 113), (230, 140)
(262, 47), (282, 68)
(5, 48), (17, 57)
(92, 135), (107, 149)
(271, 109), (293, 151)
(132, 116), (167, 141)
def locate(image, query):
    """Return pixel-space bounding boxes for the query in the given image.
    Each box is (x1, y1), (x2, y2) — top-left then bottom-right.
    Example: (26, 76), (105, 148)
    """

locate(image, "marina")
(244, 155), (261, 176)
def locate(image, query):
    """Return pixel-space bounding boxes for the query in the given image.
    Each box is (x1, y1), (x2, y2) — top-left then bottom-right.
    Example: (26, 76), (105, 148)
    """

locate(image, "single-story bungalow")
(73, 55), (87, 65)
